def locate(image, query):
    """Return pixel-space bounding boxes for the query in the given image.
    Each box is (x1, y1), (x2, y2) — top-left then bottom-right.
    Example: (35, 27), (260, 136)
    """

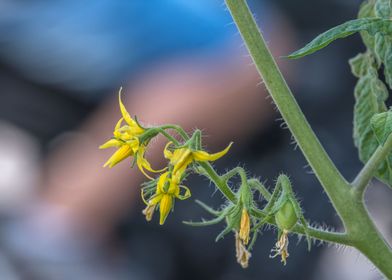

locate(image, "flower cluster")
(100, 89), (232, 225)
(101, 89), (310, 269)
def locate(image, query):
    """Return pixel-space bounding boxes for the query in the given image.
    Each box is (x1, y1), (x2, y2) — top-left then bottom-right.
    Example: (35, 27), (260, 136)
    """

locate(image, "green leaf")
(373, 1), (392, 88)
(288, 18), (392, 59)
(353, 69), (387, 160)
(371, 111), (392, 145)
(353, 61), (392, 187)
(349, 52), (372, 78)
(372, 111), (392, 185)
(383, 50), (392, 87)
(359, 0), (377, 50)
(375, 0), (392, 19)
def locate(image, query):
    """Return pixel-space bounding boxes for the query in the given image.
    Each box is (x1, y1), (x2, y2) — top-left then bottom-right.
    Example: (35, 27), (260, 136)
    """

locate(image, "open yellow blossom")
(239, 208), (250, 245)
(142, 172), (191, 225)
(100, 89), (162, 178)
(164, 141), (233, 181)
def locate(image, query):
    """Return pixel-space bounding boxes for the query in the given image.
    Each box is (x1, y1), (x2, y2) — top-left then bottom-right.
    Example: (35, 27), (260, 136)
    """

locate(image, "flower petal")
(148, 193), (163, 206)
(172, 149), (193, 175)
(156, 172), (170, 193)
(118, 88), (144, 133)
(163, 142), (174, 159)
(159, 194), (173, 225)
(239, 208), (250, 245)
(114, 118), (124, 133)
(99, 139), (122, 149)
(103, 145), (133, 168)
(136, 146), (166, 179)
(176, 185), (191, 200)
(192, 142), (233, 162)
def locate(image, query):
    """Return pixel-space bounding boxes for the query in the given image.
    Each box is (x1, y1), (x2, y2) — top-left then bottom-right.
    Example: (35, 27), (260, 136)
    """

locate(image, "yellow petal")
(156, 172), (170, 194)
(149, 193), (163, 206)
(128, 138), (140, 153)
(114, 118), (124, 134)
(103, 145), (133, 168)
(164, 142), (174, 159)
(141, 188), (149, 205)
(171, 161), (189, 185)
(118, 88), (144, 134)
(192, 142), (233, 162)
(176, 185), (191, 200)
(239, 208), (250, 245)
(99, 139), (122, 149)
(159, 194), (173, 225)
(171, 148), (189, 164)
(172, 148), (193, 175)
(137, 158), (154, 180)
(136, 146), (167, 179)
(167, 179), (180, 195)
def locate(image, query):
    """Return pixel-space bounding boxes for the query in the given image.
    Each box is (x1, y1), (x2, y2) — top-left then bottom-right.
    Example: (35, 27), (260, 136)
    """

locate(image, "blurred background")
(0, 0), (391, 279)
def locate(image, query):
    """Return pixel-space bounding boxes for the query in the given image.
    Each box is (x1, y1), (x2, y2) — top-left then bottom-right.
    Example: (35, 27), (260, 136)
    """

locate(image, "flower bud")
(275, 200), (298, 231)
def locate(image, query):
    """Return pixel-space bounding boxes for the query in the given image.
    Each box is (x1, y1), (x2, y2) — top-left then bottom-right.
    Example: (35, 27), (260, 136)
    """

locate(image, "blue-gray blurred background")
(0, 0), (391, 279)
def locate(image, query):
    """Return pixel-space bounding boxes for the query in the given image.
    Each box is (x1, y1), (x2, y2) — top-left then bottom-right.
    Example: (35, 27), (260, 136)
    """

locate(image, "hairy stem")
(225, 0), (392, 277)
(198, 161), (237, 202)
(160, 124), (190, 141)
(350, 204), (392, 278)
(248, 178), (272, 201)
(198, 162), (349, 245)
(225, 0), (352, 224)
(352, 134), (392, 197)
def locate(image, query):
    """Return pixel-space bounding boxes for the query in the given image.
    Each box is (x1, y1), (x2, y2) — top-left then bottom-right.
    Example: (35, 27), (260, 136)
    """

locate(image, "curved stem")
(198, 162), (349, 245)
(221, 166), (249, 185)
(156, 128), (181, 146)
(160, 125), (190, 140)
(352, 134), (392, 197)
(248, 178), (272, 201)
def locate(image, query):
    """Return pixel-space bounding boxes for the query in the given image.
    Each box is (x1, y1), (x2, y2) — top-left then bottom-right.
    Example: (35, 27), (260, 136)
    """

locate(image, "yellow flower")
(100, 88), (163, 178)
(239, 208), (250, 245)
(164, 141), (233, 181)
(142, 172), (191, 225)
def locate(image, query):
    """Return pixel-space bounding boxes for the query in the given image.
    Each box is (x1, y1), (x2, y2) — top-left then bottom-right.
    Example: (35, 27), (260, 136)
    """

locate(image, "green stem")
(350, 204), (392, 278)
(296, 225), (350, 245)
(198, 162), (349, 245)
(156, 128), (181, 146)
(198, 162), (237, 202)
(248, 178), (272, 201)
(225, 0), (352, 223)
(225, 0), (392, 277)
(221, 167), (248, 185)
(352, 134), (392, 197)
(160, 125), (190, 140)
